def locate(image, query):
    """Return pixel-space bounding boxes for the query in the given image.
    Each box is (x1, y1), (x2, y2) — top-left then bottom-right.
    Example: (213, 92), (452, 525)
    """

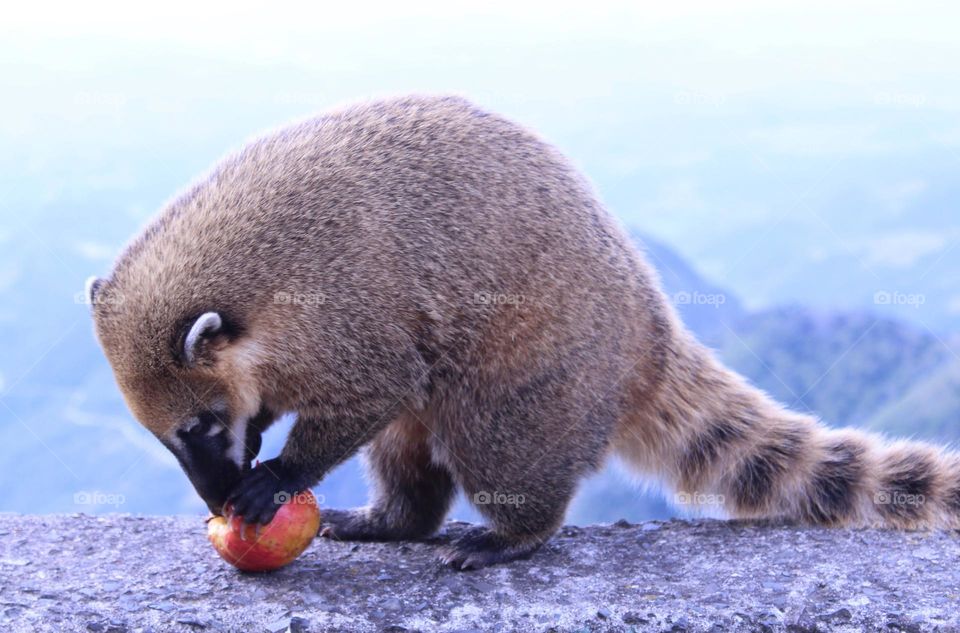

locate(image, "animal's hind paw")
(439, 527), (543, 571)
(319, 508), (430, 542)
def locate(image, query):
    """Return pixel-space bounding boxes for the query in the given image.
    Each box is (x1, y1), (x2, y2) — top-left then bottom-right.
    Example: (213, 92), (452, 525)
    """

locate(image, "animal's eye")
(178, 410), (227, 441)
(198, 411), (222, 430)
(208, 405), (229, 424)
(180, 415), (209, 437)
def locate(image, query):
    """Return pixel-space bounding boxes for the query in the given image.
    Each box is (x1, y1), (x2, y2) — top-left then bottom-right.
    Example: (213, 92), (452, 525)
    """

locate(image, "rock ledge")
(1, 514), (958, 632)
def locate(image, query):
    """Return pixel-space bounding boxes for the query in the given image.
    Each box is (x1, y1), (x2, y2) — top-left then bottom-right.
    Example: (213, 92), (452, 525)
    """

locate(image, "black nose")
(188, 459), (243, 516)
(203, 496), (227, 516)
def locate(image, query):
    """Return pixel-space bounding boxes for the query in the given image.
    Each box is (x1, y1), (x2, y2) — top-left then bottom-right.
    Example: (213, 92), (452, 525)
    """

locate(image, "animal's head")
(85, 275), (272, 515)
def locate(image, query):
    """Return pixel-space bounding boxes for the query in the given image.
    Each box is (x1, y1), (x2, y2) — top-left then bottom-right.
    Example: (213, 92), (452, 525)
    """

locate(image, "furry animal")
(88, 95), (960, 570)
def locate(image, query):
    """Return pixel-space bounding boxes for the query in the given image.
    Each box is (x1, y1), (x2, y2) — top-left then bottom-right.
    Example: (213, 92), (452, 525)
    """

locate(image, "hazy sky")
(2, 0), (958, 313)
(1, 0), (958, 516)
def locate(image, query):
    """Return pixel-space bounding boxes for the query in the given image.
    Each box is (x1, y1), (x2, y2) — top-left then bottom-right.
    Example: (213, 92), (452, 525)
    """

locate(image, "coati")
(88, 95), (960, 570)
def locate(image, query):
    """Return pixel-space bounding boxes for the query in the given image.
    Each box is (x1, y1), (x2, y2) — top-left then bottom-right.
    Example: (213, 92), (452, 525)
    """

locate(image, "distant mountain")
(715, 307), (953, 427)
(628, 155), (960, 336)
(630, 230), (745, 344)
(634, 233), (958, 434)
(866, 358), (960, 444)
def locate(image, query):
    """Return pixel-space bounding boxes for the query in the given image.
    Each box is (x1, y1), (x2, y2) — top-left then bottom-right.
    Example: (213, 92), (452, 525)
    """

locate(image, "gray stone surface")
(0, 514), (958, 632)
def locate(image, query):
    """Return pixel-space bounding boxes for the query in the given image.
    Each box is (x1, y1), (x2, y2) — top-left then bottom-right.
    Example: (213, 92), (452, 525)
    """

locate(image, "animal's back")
(114, 94), (666, 414)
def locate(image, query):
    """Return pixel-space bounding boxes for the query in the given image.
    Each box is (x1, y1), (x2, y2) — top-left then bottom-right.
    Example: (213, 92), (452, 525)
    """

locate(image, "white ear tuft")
(184, 312), (223, 364)
(85, 276), (103, 306)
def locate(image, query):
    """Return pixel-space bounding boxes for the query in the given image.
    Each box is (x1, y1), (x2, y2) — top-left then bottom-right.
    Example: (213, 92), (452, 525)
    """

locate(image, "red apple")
(207, 490), (321, 572)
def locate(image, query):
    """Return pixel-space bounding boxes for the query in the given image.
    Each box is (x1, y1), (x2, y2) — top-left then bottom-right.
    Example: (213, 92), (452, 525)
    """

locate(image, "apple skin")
(207, 490), (321, 572)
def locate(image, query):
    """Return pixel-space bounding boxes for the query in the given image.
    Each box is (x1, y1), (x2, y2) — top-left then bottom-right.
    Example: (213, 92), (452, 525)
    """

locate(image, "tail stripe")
(948, 484), (960, 512)
(680, 417), (747, 487)
(802, 439), (865, 524)
(729, 426), (805, 511)
(617, 342), (960, 529)
(876, 452), (936, 522)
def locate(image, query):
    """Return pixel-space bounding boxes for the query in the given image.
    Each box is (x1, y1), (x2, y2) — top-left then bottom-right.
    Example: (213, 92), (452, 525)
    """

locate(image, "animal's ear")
(85, 276), (104, 307)
(183, 312), (225, 366)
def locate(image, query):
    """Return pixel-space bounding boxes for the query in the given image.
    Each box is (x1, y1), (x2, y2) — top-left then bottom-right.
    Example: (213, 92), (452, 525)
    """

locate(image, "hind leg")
(437, 369), (615, 570)
(320, 412), (455, 541)
(440, 477), (573, 570)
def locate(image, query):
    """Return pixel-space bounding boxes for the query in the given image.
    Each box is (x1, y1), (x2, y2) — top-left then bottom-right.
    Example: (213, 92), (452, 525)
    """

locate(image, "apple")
(207, 490), (321, 572)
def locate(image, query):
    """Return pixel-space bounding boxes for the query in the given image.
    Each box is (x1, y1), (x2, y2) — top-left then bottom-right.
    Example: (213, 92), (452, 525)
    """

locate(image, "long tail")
(616, 334), (960, 529)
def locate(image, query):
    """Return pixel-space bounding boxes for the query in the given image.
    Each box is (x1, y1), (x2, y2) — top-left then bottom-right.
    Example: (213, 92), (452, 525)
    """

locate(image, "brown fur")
(90, 95), (960, 569)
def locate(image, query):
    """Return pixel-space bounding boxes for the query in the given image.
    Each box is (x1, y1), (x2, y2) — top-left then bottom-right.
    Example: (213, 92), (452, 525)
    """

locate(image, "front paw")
(226, 458), (304, 526)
